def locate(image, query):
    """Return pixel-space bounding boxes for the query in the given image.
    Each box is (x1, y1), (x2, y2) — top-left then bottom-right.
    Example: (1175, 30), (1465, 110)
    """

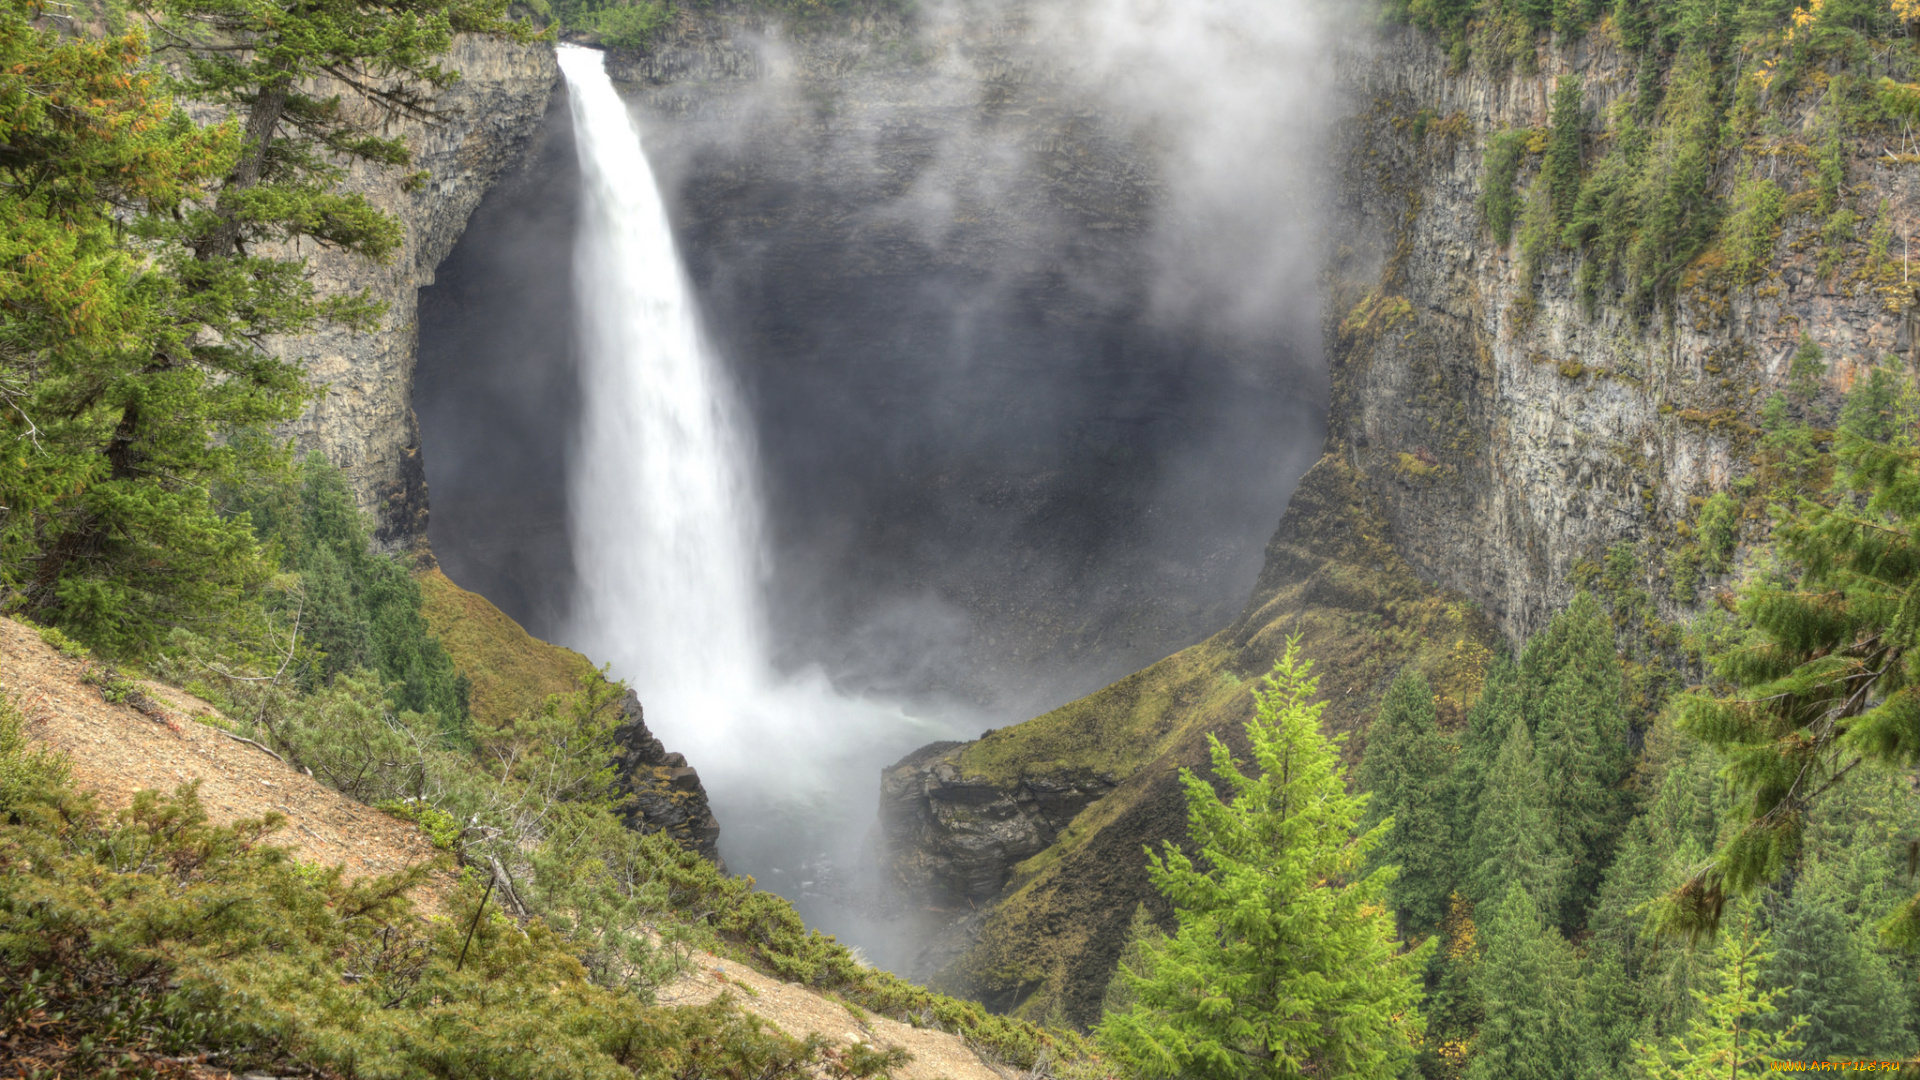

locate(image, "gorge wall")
(1323, 28), (1905, 643)
(877, 20), (1920, 1027)
(417, 6), (1328, 717)
(276, 35), (557, 552)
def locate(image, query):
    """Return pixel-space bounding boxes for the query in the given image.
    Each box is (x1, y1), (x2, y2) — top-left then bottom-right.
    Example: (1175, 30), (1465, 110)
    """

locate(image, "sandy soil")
(0, 617), (456, 909)
(0, 617), (1012, 1080)
(660, 951), (1015, 1080)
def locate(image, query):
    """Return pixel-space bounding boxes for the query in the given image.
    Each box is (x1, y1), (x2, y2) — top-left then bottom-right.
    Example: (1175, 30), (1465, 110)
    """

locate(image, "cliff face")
(609, 690), (727, 868)
(872, 19), (1918, 1025)
(1329, 29), (1909, 641)
(278, 35), (558, 551)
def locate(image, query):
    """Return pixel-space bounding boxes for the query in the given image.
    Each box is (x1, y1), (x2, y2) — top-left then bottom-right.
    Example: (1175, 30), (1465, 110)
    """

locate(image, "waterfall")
(557, 46), (953, 958)
(560, 45), (767, 711)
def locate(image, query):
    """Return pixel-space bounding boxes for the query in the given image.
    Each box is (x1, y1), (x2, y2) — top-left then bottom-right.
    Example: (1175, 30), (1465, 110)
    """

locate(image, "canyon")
(275, 0), (1898, 1031)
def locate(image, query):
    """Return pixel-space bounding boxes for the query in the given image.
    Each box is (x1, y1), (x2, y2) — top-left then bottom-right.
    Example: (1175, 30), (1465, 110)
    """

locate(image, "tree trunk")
(194, 72), (293, 261)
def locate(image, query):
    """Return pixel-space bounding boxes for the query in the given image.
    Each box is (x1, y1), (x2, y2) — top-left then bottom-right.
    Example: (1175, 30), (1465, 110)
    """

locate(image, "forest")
(5, 0), (1920, 1072)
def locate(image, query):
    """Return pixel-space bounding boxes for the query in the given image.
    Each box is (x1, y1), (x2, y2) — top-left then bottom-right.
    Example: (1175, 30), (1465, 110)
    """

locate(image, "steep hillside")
(882, 455), (1499, 1025)
(879, 4), (1920, 1029)
(417, 566), (597, 728)
(0, 617), (1025, 1080)
(0, 617), (456, 905)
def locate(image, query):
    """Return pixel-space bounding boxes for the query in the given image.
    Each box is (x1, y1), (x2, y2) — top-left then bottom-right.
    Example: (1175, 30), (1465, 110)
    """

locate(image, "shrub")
(1482, 129), (1533, 246)
(1720, 174), (1784, 286)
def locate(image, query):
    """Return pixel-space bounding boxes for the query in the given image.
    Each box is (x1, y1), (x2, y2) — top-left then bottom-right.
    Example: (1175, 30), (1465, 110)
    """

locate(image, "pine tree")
(1468, 711), (1569, 916)
(1, 0), (531, 657)
(1635, 906), (1804, 1079)
(246, 457), (470, 738)
(1095, 640), (1431, 1080)
(1546, 76), (1585, 225)
(1668, 377), (1920, 941)
(1525, 594), (1631, 925)
(0, 0), (280, 655)
(1766, 865), (1911, 1060)
(1358, 668), (1457, 934)
(1520, 593), (1621, 713)
(1575, 953), (1641, 1080)
(1465, 883), (1581, 1080)
(1446, 655), (1520, 883)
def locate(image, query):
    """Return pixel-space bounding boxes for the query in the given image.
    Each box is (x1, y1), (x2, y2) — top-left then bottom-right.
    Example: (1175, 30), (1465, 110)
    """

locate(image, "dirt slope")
(0, 617), (1008, 1080)
(0, 617), (456, 907)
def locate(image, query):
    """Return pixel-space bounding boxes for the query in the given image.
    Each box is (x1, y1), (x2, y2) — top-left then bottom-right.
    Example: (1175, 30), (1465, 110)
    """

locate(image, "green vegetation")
(1355, 523), (1920, 1079)
(1436, 0), (1920, 318)
(1095, 644), (1430, 1080)
(535, 0), (912, 49)
(1665, 346), (1920, 948)
(1636, 906), (1805, 1080)
(241, 457), (472, 739)
(0, 0), (531, 660)
(1480, 129), (1531, 246)
(0, 694), (935, 1079)
(0, 2), (1092, 1071)
(946, 455), (1499, 1028)
(417, 566), (598, 728)
(1466, 884), (1581, 1080)
(1356, 669), (1455, 934)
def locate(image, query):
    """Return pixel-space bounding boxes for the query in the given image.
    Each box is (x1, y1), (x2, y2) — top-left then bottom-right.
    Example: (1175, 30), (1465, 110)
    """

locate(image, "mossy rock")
(930, 453), (1498, 1027)
(416, 567), (597, 729)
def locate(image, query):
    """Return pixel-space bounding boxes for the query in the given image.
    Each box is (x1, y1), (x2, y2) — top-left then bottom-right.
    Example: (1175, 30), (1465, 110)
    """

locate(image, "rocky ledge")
(609, 690), (726, 870)
(880, 742), (1116, 907)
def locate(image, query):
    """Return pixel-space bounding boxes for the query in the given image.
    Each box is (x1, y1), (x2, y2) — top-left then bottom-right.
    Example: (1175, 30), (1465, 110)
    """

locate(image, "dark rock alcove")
(416, 74), (1325, 718)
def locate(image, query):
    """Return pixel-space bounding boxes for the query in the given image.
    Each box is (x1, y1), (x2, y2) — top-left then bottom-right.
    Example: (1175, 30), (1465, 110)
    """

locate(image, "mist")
(417, 0), (1347, 968)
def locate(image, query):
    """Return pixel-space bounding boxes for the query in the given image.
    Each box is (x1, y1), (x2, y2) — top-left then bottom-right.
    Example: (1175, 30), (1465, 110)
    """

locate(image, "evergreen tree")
(1, 0), (530, 657)
(1095, 641), (1431, 1080)
(1576, 953), (1641, 1080)
(1465, 883), (1581, 1080)
(1524, 594), (1632, 925)
(1446, 655), (1520, 882)
(1547, 76), (1586, 226)
(0, 0), (283, 655)
(1635, 906), (1804, 1079)
(1765, 864), (1911, 1060)
(1519, 592), (1622, 729)
(242, 457), (470, 738)
(1668, 378), (1920, 942)
(1358, 668), (1457, 934)
(1836, 356), (1899, 446)
(1468, 711), (1569, 916)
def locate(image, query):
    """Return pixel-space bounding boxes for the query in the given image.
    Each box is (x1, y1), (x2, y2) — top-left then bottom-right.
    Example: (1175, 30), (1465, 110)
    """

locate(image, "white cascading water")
(558, 46), (952, 959)
(561, 45), (767, 713)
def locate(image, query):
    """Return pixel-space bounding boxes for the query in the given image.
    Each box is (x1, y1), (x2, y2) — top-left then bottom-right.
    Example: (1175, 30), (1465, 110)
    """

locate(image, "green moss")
(957, 642), (1238, 788)
(935, 456), (1499, 1027)
(417, 567), (597, 730)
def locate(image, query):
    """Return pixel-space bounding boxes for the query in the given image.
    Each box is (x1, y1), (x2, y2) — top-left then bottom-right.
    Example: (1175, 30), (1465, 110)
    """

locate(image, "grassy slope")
(417, 567), (597, 728)
(936, 453), (1498, 1026)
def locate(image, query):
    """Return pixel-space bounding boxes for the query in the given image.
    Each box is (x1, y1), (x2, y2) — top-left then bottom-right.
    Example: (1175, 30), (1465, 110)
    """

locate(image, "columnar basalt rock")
(609, 690), (726, 869)
(1326, 28), (1914, 642)
(276, 35), (558, 551)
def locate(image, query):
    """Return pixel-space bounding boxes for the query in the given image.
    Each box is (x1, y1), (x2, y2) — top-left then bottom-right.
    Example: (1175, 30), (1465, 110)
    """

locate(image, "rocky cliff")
(1322, 27), (1894, 643)
(610, 690), (727, 868)
(278, 35), (557, 551)
(871, 17), (1917, 1026)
